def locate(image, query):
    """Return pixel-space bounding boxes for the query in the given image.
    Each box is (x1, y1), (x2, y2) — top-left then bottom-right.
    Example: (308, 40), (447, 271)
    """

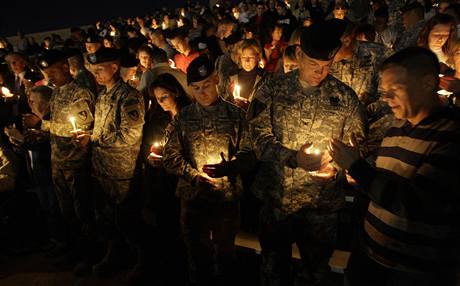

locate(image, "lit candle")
(177, 18), (184, 27)
(169, 59), (176, 69)
(216, 3), (220, 7)
(181, 10), (186, 17)
(149, 142), (163, 158)
(1, 87), (14, 98)
(305, 145), (321, 155)
(233, 84), (241, 99)
(110, 31), (116, 37)
(162, 22), (167, 30)
(69, 116), (81, 133)
(439, 74), (445, 78)
(437, 89), (453, 96)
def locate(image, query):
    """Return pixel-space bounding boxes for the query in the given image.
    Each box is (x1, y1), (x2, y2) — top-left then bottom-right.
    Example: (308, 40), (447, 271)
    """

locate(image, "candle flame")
(305, 145), (321, 155)
(437, 89), (453, 96)
(1, 87), (13, 97)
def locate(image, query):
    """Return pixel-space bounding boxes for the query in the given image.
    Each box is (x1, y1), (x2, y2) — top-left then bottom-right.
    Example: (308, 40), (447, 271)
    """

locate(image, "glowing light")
(169, 59), (176, 69)
(1, 87), (14, 98)
(305, 145), (321, 155)
(162, 22), (167, 30)
(150, 142), (164, 158)
(110, 31), (116, 37)
(69, 116), (82, 133)
(437, 89), (453, 96)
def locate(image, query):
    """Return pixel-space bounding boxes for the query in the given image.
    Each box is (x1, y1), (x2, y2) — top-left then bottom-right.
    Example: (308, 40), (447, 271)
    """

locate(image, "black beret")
(401, 1), (424, 13)
(300, 20), (342, 61)
(120, 52), (139, 68)
(186, 55), (215, 85)
(85, 34), (101, 44)
(86, 47), (120, 64)
(36, 49), (67, 69)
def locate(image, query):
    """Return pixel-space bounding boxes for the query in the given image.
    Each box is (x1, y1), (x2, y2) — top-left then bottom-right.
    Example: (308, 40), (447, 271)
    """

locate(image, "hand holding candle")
(202, 152), (233, 178)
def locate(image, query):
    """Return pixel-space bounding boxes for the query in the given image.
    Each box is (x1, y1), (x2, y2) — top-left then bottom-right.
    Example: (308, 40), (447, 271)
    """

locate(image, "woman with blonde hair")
(225, 39), (265, 110)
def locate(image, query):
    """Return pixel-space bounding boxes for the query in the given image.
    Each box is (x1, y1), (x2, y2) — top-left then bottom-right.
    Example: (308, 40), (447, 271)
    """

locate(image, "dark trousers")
(259, 209), (338, 286)
(92, 176), (148, 255)
(345, 248), (458, 286)
(180, 199), (240, 286)
(52, 168), (93, 250)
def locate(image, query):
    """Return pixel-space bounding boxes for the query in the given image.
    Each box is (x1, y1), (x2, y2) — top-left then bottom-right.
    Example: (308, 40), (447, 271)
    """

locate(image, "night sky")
(0, 0), (185, 37)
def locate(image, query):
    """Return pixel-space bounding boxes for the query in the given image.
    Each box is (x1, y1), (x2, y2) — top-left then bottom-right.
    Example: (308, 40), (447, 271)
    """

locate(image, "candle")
(216, 3), (220, 7)
(233, 84), (242, 100)
(181, 10), (186, 17)
(110, 31), (116, 37)
(149, 142), (163, 158)
(1, 87), (14, 98)
(438, 89), (453, 97)
(439, 74), (445, 78)
(69, 116), (81, 133)
(169, 59), (176, 69)
(305, 145), (321, 155)
(177, 18), (184, 28)
(162, 22), (167, 30)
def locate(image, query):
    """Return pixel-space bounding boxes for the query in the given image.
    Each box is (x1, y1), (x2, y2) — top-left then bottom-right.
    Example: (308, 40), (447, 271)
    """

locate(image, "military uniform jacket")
(44, 81), (94, 170)
(330, 41), (389, 104)
(248, 70), (367, 219)
(163, 100), (252, 202)
(91, 79), (145, 179)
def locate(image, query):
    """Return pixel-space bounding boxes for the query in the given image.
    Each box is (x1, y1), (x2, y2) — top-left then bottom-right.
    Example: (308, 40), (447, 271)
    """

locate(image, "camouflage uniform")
(41, 81), (95, 231)
(74, 68), (98, 95)
(247, 70), (367, 286)
(394, 20), (426, 52)
(366, 99), (396, 160)
(330, 41), (390, 104)
(90, 79), (145, 245)
(163, 99), (254, 285)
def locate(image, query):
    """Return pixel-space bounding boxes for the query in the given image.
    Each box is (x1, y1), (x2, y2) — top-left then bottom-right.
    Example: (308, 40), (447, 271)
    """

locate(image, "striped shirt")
(349, 106), (460, 273)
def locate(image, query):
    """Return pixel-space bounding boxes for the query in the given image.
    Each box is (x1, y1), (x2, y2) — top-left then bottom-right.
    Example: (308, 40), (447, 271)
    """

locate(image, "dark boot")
(92, 240), (121, 277)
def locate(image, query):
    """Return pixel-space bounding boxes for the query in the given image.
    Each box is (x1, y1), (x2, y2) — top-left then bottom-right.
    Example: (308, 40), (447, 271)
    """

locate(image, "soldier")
(330, 19), (390, 105)
(247, 21), (367, 286)
(36, 49), (95, 275)
(76, 48), (146, 280)
(394, 1), (426, 52)
(66, 48), (98, 95)
(162, 55), (255, 286)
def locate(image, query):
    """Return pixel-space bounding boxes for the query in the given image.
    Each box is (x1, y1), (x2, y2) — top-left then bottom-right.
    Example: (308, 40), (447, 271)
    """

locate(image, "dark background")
(0, 0), (187, 37)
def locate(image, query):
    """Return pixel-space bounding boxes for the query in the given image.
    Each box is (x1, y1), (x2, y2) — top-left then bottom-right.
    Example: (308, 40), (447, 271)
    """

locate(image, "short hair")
(380, 47), (440, 83)
(355, 23), (376, 42)
(374, 7), (389, 19)
(151, 46), (168, 64)
(283, 45), (297, 61)
(29, 85), (53, 103)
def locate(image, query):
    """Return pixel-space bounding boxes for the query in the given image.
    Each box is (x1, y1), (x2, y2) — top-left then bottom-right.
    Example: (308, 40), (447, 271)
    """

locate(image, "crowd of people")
(0, 0), (459, 286)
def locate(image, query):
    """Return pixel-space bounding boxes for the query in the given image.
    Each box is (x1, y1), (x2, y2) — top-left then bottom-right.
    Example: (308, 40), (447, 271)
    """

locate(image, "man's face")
(240, 48), (258, 72)
(297, 48), (332, 86)
(379, 66), (423, 120)
(28, 92), (49, 118)
(85, 42), (101, 54)
(90, 62), (118, 86)
(333, 7), (348, 19)
(374, 16), (388, 32)
(6, 55), (26, 74)
(170, 37), (188, 55)
(42, 62), (70, 87)
(190, 74), (219, 107)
